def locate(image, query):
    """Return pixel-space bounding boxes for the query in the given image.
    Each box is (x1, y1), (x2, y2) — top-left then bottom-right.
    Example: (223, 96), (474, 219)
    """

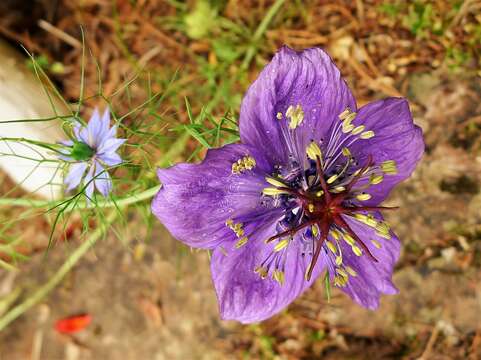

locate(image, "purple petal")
(335, 213), (400, 309)
(211, 223), (326, 323)
(239, 46), (356, 167)
(152, 143), (278, 249)
(97, 138), (126, 154)
(84, 164), (95, 200)
(99, 152), (122, 167)
(64, 162), (88, 191)
(60, 140), (74, 146)
(93, 162), (112, 197)
(347, 98), (424, 204)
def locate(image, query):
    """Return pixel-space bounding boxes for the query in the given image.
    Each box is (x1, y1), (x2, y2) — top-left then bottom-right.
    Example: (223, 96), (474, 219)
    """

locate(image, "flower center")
(69, 141), (95, 161)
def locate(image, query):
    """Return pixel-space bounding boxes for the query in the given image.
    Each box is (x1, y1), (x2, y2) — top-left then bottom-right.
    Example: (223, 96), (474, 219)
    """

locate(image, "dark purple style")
(152, 47), (424, 323)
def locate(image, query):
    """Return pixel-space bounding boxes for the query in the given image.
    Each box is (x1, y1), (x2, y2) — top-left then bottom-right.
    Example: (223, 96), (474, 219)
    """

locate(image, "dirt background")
(1, 1), (481, 359)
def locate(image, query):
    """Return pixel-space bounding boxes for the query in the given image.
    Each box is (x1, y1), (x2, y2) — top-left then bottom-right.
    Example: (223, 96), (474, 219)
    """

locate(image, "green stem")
(241, 0), (286, 70)
(0, 211), (117, 331)
(0, 131), (190, 331)
(0, 185), (161, 209)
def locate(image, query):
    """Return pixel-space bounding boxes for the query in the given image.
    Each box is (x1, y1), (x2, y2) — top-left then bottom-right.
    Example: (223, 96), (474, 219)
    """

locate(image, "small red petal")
(55, 314), (92, 334)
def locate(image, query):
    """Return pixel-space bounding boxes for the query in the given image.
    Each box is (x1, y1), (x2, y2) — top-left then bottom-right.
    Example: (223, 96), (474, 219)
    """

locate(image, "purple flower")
(60, 108), (125, 199)
(152, 47), (424, 323)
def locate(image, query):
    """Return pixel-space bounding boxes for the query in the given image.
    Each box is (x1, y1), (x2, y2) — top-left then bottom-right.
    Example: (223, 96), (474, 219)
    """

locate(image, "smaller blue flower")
(60, 108), (125, 199)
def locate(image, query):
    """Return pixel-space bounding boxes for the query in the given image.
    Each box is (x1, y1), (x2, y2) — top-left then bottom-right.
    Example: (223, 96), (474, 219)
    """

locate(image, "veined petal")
(347, 98), (424, 204)
(211, 223), (326, 323)
(97, 138), (126, 154)
(64, 162), (88, 191)
(99, 152), (122, 167)
(334, 213), (400, 309)
(152, 144), (279, 249)
(239, 46), (356, 167)
(83, 163), (95, 200)
(93, 162), (112, 197)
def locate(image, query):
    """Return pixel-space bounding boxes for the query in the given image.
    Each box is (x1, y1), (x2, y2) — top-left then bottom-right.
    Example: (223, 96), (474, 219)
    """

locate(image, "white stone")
(0, 40), (67, 200)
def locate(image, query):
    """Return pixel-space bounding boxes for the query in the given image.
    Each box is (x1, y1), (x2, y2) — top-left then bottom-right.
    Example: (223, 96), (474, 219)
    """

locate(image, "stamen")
(286, 104), (305, 129)
(273, 270), (285, 285)
(276, 112), (283, 120)
(254, 266), (268, 279)
(369, 174), (384, 185)
(262, 187), (290, 196)
(352, 125), (365, 135)
(235, 237), (248, 248)
(345, 266), (357, 277)
(381, 160), (398, 175)
(360, 130), (375, 139)
(274, 239), (289, 252)
(306, 141), (322, 161)
(232, 155), (256, 174)
(265, 176), (286, 188)
(371, 239), (382, 249)
(356, 193), (372, 201)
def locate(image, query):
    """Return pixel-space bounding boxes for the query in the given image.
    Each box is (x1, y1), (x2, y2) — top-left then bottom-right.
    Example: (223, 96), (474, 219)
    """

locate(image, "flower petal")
(99, 152), (122, 167)
(93, 162), (112, 197)
(84, 164), (95, 200)
(239, 46), (356, 167)
(64, 162), (88, 191)
(211, 223), (326, 323)
(152, 143), (280, 249)
(347, 98), (424, 204)
(97, 138), (126, 154)
(335, 213), (400, 309)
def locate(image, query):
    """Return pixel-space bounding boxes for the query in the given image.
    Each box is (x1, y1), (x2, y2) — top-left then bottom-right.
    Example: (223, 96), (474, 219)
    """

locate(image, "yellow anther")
(369, 174), (384, 185)
(356, 193), (372, 201)
(327, 174), (339, 184)
(360, 130), (375, 139)
(235, 237), (248, 249)
(286, 104), (305, 129)
(330, 229), (341, 240)
(336, 268), (348, 278)
(342, 147), (351, 157)
(352, 125), (365, 135)
(375, 221), (390, 235)
(306, 141), (322, 160)
(381, 160), (398, 175)
(344, 111), (357, 123)
(335, 256), (343, 266)
(332, 186), (345, 193)
(312, 224), (319, 237)
(334, 275), (348, 287)
(265, 176), (285, 188)
(262, 187), (289, 196)
(273, 270), (285, 285)
(371, 239), (382, 249)
(354, 213), (378, 227)
(343, 233), (355, 246)
(326, 241), (337, 254)
(308, 203), (315, 213)
(342, 123), (355, 133)
(255, 266), (268, 279)
(232, 155), (256, 174)
(352, 245), (363, 256)
(274, 239), (289, 252)
(226, 220), (245, 238)
(338, 108), (352, 120)
(276, 112), (283, 120)
(345, 266), (357, 277)
(316, 190), (324, 197)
